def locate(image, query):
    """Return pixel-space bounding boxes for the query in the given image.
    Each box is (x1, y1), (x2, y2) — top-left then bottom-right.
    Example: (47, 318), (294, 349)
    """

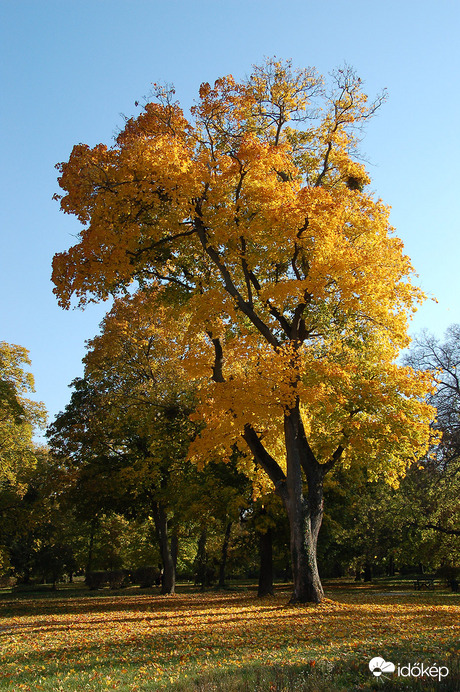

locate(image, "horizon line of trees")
(1, 323), (459, 593)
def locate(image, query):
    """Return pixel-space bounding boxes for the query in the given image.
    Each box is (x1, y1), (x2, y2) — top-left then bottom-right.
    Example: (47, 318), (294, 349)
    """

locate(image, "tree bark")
(85, 517), (97, 578)
(194, 526), (208, 589)
(282, 404), (325, 603)
(152, 501), (176, 594)
(257, 525), (274, 597)
(218, 520), (232, 588)
(244, 411), (326, 603)
(171, 531), (178, 570)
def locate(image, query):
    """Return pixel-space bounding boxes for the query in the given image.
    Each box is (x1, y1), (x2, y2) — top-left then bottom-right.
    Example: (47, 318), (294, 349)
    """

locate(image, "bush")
(0, 574), (16, 588)
(133, 565), (159, 588)
(436, 564), (460, 581)
(85, 571), (108, 590)
(108, 569), (129, 589)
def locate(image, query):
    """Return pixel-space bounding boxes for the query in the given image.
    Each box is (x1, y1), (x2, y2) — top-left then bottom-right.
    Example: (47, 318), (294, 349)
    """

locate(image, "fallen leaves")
(0, 587), (458, 690)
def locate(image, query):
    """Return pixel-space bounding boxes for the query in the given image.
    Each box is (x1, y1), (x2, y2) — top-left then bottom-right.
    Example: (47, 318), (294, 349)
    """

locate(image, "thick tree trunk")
(218, 521), (232, 588)
(282, 405), (324, 603)
(283, 492), (323, 603)
(257, 526), (274, 597)
(243, 392), (339, 603)
(152, 501), (176, 595)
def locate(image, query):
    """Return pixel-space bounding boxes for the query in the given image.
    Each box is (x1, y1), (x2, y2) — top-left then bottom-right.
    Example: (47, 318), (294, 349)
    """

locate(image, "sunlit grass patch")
(0, 584), (458, 690)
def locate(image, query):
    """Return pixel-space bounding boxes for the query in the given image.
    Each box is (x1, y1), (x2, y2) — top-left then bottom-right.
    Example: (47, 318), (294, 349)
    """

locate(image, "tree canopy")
(0, 342), (46, 488)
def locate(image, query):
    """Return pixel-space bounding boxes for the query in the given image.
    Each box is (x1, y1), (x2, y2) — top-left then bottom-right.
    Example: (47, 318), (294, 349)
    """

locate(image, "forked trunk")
(243, 397), (333, 604)
(283, 405), (325, 604)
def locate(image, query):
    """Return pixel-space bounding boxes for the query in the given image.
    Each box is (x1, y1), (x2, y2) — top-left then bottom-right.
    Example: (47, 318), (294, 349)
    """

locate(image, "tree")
(52, 59), (434, 602)
(48, 290), (202, 593)
(0, 342), (46, 574)
(402, 326), (460, 543)
(0, 342), (46, 486)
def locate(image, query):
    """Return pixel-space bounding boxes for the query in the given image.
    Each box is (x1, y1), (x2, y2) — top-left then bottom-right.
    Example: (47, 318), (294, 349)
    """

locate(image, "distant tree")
(48, 290), (202, 594)
(0, 342), (46, 575)
(0, 342), (46, 488)
(403, 326), (460, 542)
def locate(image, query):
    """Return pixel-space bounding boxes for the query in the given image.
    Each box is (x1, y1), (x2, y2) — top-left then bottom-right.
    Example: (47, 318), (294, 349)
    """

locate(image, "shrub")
(108, 569), (129, 589)
(133, 566), (159, 588)
(0, 574), (16, 588)
(85, 571), (108, 590)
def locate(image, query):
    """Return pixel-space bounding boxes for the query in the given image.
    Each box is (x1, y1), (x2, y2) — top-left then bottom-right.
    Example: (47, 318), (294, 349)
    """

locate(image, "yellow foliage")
(52, 60), (435, 490)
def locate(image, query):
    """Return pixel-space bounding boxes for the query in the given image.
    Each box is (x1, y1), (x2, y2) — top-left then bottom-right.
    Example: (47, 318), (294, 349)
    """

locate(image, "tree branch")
(193, 212), (280, 348)
(242, 424), (287, 489)
(208, 333), (225, 383)
(410, 521), (460, 537)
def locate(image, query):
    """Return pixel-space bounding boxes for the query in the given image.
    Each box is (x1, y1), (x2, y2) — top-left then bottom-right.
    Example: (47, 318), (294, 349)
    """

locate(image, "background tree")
(406, 325), (460, 473)
(400, 326), (460, 571)
(0, 342), (46, 576)
(317, 326), (460, 581)
(52, 59), (434, 602)
(0, 342), (46, 487)
(48, 290), (252, 593)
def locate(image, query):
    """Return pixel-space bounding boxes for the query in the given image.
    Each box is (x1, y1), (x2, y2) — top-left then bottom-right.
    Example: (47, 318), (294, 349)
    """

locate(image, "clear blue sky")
(1, 0), (459, 430)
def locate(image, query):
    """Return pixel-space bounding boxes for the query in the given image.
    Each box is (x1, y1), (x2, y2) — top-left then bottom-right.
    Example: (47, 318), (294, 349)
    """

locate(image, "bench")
(413, 576), (435, 590)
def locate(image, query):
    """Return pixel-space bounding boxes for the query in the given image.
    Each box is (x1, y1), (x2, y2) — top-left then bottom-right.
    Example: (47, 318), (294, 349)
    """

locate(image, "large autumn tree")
(52, 59), (434, 602)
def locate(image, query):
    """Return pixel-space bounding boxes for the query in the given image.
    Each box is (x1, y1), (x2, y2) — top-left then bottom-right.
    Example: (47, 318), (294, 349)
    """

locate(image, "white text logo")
(369, 656), (449, 682)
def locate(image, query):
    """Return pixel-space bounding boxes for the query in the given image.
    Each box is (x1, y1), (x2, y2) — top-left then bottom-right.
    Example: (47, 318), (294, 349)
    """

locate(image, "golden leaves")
(52, 59), (435, 487)
(1, 590), (458, 690)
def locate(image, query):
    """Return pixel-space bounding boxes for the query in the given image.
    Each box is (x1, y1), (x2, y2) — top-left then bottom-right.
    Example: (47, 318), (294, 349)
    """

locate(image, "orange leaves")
(52, 59), (435, 492)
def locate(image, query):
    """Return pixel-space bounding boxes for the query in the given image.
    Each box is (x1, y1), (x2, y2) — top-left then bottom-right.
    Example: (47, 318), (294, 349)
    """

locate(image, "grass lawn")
(0, 581), (459, 691)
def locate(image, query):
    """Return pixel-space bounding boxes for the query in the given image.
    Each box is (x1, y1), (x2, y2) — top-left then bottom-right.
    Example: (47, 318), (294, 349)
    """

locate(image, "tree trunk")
(152, 501), (176, 594)
(243, 399), (333, 604)
(85, 517), (97, 578)
(218, 521), (232, 588)
(283, 491), (323, 603)
(171, 531), (178, 570)
(257, 526), (274, 597)
(387, 554), (395, 577)
(282, 405), (324, 603)
(194, 527), (208, 589)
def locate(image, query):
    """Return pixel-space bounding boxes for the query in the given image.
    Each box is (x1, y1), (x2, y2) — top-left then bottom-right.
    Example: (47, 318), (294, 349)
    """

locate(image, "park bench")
(413, 575), (435, 590)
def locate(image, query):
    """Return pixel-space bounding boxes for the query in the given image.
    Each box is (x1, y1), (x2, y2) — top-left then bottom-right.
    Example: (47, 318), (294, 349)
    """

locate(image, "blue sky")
(1, 0), (459, 430)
